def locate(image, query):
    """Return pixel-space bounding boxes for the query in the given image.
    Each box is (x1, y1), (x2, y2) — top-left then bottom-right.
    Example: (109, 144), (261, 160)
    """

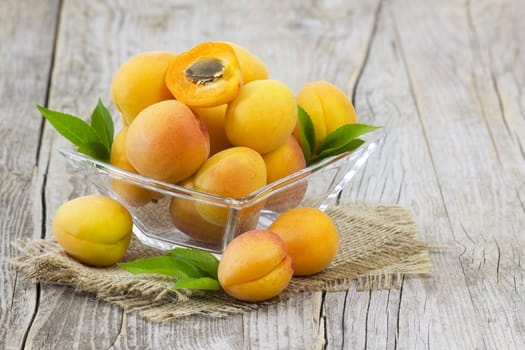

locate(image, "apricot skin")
(125, 100), (210, 183)
(218, 230), (294, 302)
(190, 104), (233, 155)
(225, 80), (297, 154)
(221, 42), (269, 83)
(193, 147), (267, 226)
(269, 207), (339, 276)
(110, 127), (156, 206)
(294, 81), (357, 149)
(52, 195), (133, 267)
(110, 51), (177, 125)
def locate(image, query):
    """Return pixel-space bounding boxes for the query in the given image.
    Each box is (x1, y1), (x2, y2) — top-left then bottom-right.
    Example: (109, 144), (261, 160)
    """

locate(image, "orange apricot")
(269, 207), (339, 276)
(110, 127), (157, 206)
(225, 80), (297, 154)
(294, 81), (357, 149)
(125, 100), (210, 183)
(221, 42), (269, 83)
(218, 230), (294, 301)
(110, 51), (177, 125)
(165, 42), (242, 107)
(190, 104), (233, 155)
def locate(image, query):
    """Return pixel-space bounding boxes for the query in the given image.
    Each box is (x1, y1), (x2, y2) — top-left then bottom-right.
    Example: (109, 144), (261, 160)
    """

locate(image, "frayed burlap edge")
(10, 203), (438, 322)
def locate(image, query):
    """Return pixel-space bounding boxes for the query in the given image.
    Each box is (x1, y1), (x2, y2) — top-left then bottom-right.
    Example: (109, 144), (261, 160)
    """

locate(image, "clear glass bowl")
(60, 131), (384, 253)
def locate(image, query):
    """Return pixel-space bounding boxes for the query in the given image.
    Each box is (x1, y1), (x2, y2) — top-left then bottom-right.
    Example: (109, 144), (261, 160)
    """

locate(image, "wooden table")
(1, 0), (524, 349)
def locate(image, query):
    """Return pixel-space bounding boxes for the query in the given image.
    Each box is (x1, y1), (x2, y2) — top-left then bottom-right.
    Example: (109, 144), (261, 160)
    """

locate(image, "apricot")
(165, 42), (242, 107)
(294, 81), (357, 149)
(218, 230), (294, 302)
(263, 135), (308, 211)
(221, 42), (269, 83)
(110, 51), (177, 125)
(110, 127), (157, 206)
(53, 195), (133, 267)
(193, 147), (267, 226)
(190, 104), (232, 155)
(225, 80), (297, 154)
(169, 177), (225, 244)
(125, 100), (210, 183)
(269, 207), (339, 276)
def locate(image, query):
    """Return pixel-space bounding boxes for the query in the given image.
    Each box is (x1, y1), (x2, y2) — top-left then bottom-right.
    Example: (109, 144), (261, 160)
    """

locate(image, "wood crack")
(394, 275), (404, 350)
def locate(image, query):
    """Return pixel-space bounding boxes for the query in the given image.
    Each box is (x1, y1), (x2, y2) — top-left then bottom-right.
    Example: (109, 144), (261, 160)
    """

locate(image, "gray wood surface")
(1, 0), (524, 349)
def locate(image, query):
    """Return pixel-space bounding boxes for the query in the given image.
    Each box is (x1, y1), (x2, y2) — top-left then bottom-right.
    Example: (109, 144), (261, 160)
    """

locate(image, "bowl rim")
(60, 130), (385, 207)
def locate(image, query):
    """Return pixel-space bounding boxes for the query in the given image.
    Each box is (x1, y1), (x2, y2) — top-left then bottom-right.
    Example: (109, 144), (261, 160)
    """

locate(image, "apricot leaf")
(173, 276), (221, 291)
(37, 101), (115, 163)
(317, 123), (380, 155)
(169, 247), (219, 279)
(297, 105), (315, 161)
(90, 99), (114, 151)
(309, 139), (365, 164)
(118, 256), (190, 278)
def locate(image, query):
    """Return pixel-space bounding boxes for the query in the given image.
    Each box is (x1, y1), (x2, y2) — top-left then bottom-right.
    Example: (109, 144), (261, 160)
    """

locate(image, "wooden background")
(1, 0), (524, 349)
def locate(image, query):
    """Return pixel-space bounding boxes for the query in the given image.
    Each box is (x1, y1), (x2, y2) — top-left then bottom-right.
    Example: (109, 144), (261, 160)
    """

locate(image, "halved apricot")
(165, 42), (242, 107)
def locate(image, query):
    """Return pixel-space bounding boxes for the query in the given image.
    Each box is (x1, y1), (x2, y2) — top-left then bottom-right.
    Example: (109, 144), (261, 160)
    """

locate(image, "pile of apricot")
(107, 41), (358, 301)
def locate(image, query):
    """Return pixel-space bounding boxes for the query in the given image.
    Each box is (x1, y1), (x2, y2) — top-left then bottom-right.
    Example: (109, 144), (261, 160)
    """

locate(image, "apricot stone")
(193, 146), (267, 226)
(125, 100), (210, 183)
(294, 81), (357, 149)
(53, 195), (133, 267)
(110, 51), (177, 125)
(269, 207), (339, 276)
(225, 80), (297, 154)
(218, 230), (294, 302)
(110, 127), (157, 206)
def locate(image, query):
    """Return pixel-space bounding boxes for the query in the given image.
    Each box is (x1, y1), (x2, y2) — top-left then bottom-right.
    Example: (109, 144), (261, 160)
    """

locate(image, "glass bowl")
(60, 130), (384, 253)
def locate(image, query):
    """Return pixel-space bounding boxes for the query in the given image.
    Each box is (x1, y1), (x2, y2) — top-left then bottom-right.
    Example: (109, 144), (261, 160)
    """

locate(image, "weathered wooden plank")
(0, 0), (60, 349)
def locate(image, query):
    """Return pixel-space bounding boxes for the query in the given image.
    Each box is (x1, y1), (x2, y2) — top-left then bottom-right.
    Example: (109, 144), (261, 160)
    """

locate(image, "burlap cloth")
(11, 203), (436, 322)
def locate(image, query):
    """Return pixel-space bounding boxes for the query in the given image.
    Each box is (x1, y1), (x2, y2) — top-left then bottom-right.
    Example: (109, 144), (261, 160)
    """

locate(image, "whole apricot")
(193, 146), (267, 226)
(294, 81), (357, 149)
(110, 127), (157, 206)
(269, 207), (339, 276)
(169, 177), (225, 244)
(218, 230), (294, 302)
(191, 104), (233, 155)
(221, 42), (269, 83)
(52, 195), (133, 267)
(165, 42), (242, 107)
(125, 100), (210, 183)
(225, 80), (297, 154)
(110, 51), (177, 125)
(263, 135), (308, 211)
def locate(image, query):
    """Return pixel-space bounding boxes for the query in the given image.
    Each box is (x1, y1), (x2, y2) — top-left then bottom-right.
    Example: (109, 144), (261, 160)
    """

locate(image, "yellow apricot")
(190, 104), (233, 155)
(110, 51), (177, 125)
(218, 230), (293, 301)
(294, 81), (357, 149)
(221, 42), (269, 83)
(52, 195), (133, 267)
(110, 127), (157, 206)
(263, 135), (307, 212)
(269, 207), (339, 276)
(225, 80), (297, 154)
(193, 146), (267, 226)
(125, 100), (210, 183)
(169, 177), (225, 244)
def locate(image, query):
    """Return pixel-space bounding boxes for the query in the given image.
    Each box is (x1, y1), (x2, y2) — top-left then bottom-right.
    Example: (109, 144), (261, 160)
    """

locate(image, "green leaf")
(309, 139), (365, 165)
(168, 247), (219, 279)
(296, 105), (316, 162)
(172, 276), (221, 291)
(77, 141), (110, 163)
(37, 105), (100, 148)
(90, 99), (114, 152)
(118, 256), (190, 278)
(316, 123), (381, 156)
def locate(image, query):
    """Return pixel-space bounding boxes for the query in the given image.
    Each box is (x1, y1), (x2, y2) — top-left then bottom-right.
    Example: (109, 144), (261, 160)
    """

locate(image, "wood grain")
(1, 0), (524, 349)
